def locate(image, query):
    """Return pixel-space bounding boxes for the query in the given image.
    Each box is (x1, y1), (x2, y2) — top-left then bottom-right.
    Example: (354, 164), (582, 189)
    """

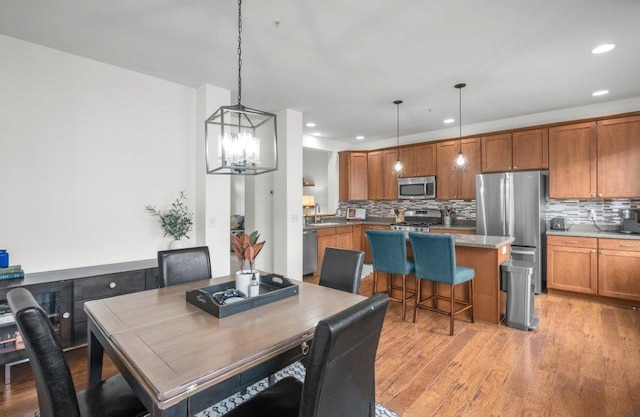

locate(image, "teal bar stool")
(366, 230), (415, 321)
(408, 232), (475, 335)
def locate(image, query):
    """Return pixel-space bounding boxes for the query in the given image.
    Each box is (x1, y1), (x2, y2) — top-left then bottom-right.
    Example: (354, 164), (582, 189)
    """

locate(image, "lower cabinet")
(547, 236), (640, 302)
(598, 239), (640, 302)
(316, 226), (354, 273)
(547, 236), (598, 294)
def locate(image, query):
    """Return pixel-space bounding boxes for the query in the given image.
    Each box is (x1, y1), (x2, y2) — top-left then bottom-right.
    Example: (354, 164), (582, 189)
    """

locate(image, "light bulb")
(455, 152), (467, 166)
(392, 160), (405, 176)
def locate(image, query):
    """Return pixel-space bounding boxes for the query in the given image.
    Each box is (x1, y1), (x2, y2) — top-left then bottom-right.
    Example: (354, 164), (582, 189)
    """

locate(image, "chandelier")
(205, 0), (278, 175)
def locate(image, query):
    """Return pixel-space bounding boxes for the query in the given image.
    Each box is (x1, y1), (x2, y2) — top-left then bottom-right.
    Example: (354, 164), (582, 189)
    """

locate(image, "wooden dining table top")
(84, 276), (366, 410)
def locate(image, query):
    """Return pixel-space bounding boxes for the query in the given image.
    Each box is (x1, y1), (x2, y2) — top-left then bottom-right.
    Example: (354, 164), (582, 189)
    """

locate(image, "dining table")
(84, 275), (366, 417)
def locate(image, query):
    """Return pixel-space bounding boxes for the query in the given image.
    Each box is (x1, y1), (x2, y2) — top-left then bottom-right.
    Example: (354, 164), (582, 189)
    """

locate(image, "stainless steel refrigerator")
(476, 171), (547, 293)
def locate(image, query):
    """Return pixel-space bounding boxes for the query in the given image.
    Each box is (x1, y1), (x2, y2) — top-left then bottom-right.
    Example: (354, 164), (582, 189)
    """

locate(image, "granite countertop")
(451, 235), (514, 249)
(546, 224), (640, 240)
(429, 225), (477, 231)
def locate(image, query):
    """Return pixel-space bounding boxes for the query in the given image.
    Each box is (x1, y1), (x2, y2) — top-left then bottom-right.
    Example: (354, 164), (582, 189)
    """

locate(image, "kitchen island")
(375, 234), (513, 325)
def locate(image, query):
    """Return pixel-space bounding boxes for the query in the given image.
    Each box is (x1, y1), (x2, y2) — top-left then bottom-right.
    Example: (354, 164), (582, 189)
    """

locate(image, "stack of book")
(0, 265), (24, 281)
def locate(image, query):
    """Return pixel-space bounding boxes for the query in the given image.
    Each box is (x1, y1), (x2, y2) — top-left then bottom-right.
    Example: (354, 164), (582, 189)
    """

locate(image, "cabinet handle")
(108, 281), (117, 289)
(62, 312), (71, 319)
(598, 193), (603, 197)
(564, 240), (578, 244)
(619, 244), (635, 248)
(591, 193), (596, 197)
(592, 250), (596, 253)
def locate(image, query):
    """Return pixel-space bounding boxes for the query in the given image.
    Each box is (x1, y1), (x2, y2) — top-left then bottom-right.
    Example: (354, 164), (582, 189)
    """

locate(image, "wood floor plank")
(3, 289), (640, 417)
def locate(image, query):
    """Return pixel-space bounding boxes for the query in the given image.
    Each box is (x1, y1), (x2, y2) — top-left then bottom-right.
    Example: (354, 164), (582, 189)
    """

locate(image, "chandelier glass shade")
(205, 0), (278, 175)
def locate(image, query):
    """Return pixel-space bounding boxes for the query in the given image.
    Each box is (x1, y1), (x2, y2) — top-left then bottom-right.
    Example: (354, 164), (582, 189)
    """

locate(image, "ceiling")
(2, 0), (639, 144)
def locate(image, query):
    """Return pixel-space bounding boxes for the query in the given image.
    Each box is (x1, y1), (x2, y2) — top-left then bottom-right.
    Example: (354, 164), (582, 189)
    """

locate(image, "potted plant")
(230, 231), (265, 295)
(146, 191), (194, 249)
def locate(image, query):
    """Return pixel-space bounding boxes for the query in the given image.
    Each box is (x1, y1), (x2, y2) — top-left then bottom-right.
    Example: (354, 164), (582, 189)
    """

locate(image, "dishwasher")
(303, 229), (318, 275)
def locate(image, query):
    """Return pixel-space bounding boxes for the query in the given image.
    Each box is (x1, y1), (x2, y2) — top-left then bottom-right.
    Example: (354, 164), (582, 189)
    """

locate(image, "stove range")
(390, 209), (442, 235)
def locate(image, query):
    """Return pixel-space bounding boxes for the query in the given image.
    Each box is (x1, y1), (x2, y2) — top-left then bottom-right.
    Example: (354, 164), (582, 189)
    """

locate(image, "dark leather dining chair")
(157, 246), (211, 287)
(223, 293), (389, 417)
(318, 247), (365, 294)
(7, 287), (147, 417)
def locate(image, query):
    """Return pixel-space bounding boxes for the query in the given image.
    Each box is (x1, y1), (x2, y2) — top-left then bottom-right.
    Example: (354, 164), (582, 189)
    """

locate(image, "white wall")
(302, 148), (332, 214)
(0, 34), (200, 272)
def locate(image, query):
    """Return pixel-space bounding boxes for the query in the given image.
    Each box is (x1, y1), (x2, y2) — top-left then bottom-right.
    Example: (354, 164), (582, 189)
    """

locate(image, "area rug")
(195, 361), (399, 417)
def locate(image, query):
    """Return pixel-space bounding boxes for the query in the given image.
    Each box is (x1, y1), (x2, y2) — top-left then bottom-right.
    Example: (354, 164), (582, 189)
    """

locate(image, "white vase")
(235, 270), (259, 296)
(169, 239), (185, 250)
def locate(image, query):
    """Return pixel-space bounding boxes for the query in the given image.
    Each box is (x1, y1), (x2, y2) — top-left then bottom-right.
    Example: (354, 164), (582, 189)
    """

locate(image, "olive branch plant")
(145, 191), (194, 240)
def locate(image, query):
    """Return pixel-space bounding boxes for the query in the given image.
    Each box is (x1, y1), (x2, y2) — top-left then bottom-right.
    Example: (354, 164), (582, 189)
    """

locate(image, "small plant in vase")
(146, 191), (194, 248)
(230, 231), (265, 296)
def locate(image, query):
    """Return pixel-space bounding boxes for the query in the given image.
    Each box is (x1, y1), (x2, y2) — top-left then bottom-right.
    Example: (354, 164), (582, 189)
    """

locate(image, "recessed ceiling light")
(356, 136), (365, 140)
(591, 44), (615, 54)
(305, 122), (316, 127)
(311, 132), (321, 136)
(592, 90), (609, 96)
(444, 118), (455, 124)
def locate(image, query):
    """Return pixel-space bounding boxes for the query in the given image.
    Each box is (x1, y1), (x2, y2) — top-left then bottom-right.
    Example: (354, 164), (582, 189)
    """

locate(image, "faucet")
(314, 203), (320, 224)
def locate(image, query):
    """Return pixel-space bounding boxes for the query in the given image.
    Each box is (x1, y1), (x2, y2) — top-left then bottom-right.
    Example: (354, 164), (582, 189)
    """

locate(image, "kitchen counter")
(451, 234), (514, 249)
(429, 225), (477, 232)
(547, 229), (640, 240)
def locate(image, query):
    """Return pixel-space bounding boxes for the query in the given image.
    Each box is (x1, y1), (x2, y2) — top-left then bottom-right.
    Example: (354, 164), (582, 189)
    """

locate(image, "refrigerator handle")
(505, 174), (514, 237)
(500, 175), (506, 235)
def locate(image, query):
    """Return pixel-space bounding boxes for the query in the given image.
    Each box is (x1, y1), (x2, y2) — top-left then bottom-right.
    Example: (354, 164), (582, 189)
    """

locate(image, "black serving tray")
(186, 273), (299, 318)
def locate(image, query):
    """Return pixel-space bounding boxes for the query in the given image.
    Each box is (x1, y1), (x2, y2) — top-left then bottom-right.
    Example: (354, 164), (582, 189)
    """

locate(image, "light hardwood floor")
(2, 275), (640, 416)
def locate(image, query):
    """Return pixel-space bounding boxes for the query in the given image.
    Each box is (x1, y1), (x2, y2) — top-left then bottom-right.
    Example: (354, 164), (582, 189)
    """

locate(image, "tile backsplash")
(338, 198), (640, 226)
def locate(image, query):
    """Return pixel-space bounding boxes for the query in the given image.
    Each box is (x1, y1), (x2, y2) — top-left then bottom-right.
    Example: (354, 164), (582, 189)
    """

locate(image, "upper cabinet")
(399, 143), (436, 177)
(339, 151), (368, 201)
(549, 122), (597, 199)
(367, 149), (398, 200)
(549, 116), (640, 199)
(436, 138), (481, 200)
(481, 129), (548, 173)
(597, 115), (640, 198)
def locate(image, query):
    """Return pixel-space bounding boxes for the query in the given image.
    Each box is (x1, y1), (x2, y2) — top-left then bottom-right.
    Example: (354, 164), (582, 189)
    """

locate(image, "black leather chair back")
(301, 293), (389, 417)
(318, 247), (365, 294)
(157, 246), (211, 287)
(8, 287), (82, 417)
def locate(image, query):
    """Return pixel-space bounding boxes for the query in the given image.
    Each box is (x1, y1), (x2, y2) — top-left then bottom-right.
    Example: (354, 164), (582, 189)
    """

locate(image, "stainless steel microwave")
(398, 176), (436, 199)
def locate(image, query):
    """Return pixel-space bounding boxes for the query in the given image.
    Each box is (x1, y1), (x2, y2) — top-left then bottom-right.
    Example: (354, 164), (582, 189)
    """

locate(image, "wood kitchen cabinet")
(399, 143), (436, 177)
(596, 115), (640, 198)
(316, 226), (354, 273)
(368, 150), (398, 200)
(549, 117), (640, 199)
(548, 122), (597, 199)
(547, 235), (598, 294)
(598, 238), (640, 302)
(436, 137), (480, 200)
(482, 129), (549, 173)
(481, 133), (512, 172)
(339, 151), (368, 201)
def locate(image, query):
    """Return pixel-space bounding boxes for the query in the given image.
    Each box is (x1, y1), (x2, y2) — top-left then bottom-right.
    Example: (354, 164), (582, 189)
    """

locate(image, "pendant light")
(453, 83), (469, 171)
(205, 0), (278, 175)
(391, 100), (405, 177)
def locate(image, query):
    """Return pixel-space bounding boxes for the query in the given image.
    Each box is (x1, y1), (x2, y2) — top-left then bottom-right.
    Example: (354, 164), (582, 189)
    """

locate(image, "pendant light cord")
(237, 0), (243, 106)
(458, 87), (462, 138)
(396, 101), (400, 158)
